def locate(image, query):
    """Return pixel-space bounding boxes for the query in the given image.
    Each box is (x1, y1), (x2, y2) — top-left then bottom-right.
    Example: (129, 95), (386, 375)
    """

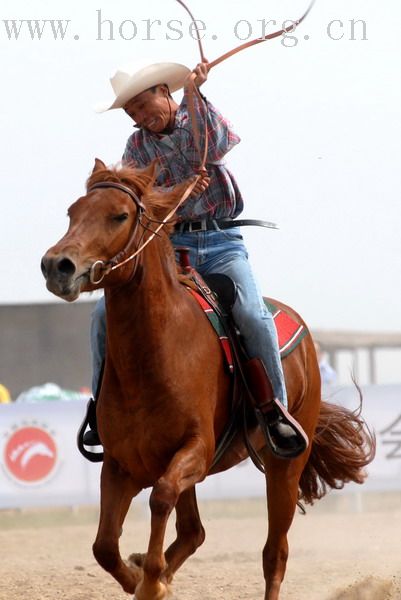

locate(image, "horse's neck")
(104, 238), (183, 354)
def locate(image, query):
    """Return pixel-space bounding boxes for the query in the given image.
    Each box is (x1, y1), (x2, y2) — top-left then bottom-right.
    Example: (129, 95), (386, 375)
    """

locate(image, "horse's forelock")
(86, 164), (183, 222)
(86, 165), (155, 198)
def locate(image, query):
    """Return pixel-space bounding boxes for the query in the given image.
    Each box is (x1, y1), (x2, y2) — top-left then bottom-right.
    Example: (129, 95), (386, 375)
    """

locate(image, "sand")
(0, 492), (400, 600)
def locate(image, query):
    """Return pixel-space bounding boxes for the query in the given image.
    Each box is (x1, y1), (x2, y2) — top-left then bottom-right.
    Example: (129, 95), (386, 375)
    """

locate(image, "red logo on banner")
(4, 426), (57, 483)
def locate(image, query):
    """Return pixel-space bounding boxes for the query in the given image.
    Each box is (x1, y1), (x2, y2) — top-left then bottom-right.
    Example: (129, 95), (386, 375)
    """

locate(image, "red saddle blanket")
(188, 289), (307, 371)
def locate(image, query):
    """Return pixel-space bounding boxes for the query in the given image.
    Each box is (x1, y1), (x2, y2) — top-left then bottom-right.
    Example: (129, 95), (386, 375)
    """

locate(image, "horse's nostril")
(57, 257), (76, 276)
(40, 258), (47, 277)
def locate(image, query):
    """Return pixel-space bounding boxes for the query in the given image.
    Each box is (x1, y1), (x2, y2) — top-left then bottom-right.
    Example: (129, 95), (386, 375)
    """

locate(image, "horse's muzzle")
(40, 254), (81, 301)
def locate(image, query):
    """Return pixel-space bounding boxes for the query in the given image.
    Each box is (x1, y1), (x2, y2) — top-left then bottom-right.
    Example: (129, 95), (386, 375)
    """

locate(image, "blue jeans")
(90, 228), (287, 407)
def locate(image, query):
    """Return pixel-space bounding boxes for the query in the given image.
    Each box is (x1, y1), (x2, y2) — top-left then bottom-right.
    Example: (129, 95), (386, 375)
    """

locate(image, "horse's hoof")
(134, 579), (169, 600)
(128, 552), (146, 568)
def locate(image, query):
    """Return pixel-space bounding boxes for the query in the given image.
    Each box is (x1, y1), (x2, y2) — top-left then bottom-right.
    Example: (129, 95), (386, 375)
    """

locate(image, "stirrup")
(77, 398), (104, 462)
(83, 428), (101, 446)
(255, 399), (308, 459)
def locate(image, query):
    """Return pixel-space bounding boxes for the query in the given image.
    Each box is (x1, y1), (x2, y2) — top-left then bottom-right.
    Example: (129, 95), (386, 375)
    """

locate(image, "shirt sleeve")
(178, 87), (241, 163)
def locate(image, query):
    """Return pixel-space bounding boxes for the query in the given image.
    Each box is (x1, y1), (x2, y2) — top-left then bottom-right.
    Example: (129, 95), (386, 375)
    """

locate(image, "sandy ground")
(1, 493), (400, 600)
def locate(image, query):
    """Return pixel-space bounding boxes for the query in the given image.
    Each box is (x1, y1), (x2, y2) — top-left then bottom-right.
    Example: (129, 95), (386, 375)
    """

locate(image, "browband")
(88, 181), (145, 211)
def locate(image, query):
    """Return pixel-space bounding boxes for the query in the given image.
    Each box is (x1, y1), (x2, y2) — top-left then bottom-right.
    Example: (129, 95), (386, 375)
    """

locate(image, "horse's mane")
(86, 163), (185, 223)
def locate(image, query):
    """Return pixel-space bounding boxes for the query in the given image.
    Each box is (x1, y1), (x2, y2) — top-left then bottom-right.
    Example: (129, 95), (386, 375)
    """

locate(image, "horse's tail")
(299, 388), (376, 505)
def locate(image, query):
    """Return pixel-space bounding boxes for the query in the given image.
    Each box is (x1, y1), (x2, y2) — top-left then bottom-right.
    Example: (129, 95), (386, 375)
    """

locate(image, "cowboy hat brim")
(94, 62), (191, 113)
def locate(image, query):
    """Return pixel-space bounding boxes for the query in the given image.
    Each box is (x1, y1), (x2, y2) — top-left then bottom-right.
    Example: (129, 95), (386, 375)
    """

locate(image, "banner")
(0, 400), (101, 509)
(0, 384), (400, 509)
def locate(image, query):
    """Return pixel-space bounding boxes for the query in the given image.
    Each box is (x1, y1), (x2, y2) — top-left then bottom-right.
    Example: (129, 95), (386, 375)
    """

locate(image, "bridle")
(86, 181), (144, 284)
(87, 178), (198, 284)
(87, 0), (316, 285)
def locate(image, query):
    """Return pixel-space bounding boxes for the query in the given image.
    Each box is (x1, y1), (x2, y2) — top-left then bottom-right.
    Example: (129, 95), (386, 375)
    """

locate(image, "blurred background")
(1, 0), (400, 510)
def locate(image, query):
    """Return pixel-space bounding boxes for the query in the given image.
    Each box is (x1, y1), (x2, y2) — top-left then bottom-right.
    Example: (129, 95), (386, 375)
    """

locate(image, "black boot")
(82, 398), (102, 446)
(245, 358), (308, 459)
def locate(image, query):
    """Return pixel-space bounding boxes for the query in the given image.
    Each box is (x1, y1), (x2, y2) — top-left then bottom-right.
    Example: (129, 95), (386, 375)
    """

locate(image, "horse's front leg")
(134, 437), (209, 600)
(262, 450), (310, 600)
(92, 455), (142, 594)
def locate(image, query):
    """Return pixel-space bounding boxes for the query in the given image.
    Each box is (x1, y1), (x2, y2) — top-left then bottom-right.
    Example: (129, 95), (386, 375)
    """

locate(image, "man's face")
(123, 86), (172, 133)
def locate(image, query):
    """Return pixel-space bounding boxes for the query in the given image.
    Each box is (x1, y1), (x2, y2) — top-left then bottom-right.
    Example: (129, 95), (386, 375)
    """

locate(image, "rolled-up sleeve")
(177, 88), (240, 163)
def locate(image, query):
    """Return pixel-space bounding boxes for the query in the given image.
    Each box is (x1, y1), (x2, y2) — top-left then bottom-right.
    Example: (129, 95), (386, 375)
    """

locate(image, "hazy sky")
(1, 0), (400, 333)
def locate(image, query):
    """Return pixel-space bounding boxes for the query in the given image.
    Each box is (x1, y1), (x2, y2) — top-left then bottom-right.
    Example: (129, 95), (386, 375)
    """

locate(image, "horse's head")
(41, 158), (189, 302)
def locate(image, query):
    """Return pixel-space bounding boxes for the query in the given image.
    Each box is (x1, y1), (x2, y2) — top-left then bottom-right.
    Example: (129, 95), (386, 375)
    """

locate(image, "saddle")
(180, 258), (276, 467)
(202, 273), (237, 314)
(176, 249), (308, 467)
(77, 251), (308, 465)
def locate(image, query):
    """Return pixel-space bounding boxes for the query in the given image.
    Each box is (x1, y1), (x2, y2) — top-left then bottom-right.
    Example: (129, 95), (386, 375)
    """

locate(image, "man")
(314, 342), (337, 385)
(86, 60), (307, 458)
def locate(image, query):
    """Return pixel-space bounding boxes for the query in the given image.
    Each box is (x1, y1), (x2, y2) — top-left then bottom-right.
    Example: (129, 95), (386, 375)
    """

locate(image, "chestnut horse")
(41, 159), (375, 600)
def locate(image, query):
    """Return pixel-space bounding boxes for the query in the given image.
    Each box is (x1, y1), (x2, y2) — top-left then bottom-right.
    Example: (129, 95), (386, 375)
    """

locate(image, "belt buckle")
(188, 220), (205, 233)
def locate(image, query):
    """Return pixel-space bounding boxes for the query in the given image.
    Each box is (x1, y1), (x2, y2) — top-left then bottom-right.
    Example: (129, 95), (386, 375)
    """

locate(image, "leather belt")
(174, 218), (278, 234)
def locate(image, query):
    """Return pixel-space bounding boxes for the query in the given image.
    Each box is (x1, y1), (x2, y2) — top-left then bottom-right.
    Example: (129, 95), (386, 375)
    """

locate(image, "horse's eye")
(112, 213), (129, 223)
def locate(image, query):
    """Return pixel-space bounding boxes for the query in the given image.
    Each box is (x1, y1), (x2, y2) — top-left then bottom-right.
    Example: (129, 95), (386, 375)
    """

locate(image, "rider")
(85, 60), (308, 459)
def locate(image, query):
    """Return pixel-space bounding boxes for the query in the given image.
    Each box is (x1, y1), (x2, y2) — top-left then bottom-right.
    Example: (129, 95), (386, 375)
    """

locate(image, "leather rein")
(86, 0), (315, 285)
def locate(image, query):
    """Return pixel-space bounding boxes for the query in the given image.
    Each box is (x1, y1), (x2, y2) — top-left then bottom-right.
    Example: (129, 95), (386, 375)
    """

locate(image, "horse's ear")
(139, 159), (159, 182)
(92, 158), (107, 173)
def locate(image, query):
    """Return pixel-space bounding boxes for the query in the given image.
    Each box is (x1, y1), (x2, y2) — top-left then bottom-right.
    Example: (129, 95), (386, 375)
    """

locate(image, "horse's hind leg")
(262, 453), (308, 600)
(163, 486), (205, 582)
(92, 456), (141, 594)
(134, 438), (209, 600)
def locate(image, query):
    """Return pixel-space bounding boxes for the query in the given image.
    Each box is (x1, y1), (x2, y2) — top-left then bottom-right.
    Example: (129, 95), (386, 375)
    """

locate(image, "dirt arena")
(1, 492), (400, 600)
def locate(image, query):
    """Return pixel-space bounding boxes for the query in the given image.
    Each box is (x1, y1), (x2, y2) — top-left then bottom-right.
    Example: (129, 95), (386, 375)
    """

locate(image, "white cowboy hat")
(95, 62), (191, 113)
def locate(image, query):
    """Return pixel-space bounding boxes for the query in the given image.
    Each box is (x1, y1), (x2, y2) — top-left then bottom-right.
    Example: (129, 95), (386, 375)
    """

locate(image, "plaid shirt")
(122, 88), (244, 220)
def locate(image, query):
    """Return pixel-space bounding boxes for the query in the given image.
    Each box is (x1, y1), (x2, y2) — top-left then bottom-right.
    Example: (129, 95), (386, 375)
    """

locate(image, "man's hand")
(191, 61), (209, 87)
(189, 171), (210, 197)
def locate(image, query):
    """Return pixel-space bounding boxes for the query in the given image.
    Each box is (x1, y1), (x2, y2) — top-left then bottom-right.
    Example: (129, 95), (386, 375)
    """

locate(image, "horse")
(41, 159), (375, 600)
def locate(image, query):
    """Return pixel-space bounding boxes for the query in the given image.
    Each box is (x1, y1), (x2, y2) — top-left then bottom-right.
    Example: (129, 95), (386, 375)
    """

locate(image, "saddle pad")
(264, 300), (307, 358)
(188, 289), (307, 367)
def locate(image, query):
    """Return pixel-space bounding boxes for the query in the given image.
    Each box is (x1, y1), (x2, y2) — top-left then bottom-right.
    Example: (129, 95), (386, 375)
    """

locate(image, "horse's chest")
(100, 400), (189, 454)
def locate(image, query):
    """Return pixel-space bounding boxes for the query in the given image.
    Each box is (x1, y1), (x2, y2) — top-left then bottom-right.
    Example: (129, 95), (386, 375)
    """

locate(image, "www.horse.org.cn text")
(1, 13), (368, 45)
